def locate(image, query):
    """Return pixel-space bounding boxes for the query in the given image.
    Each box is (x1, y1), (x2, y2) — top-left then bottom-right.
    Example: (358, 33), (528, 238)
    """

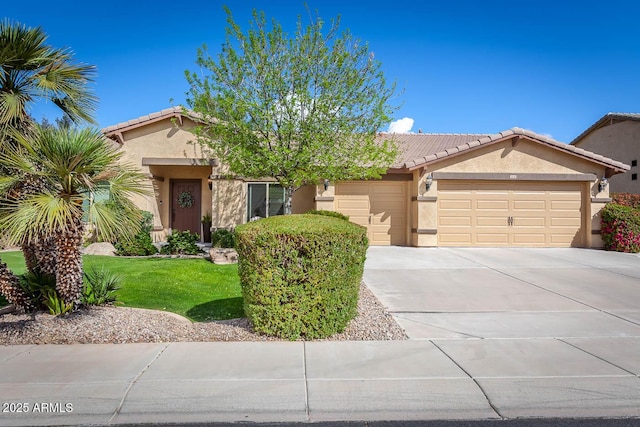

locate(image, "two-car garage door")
(437, 181), (584, 247)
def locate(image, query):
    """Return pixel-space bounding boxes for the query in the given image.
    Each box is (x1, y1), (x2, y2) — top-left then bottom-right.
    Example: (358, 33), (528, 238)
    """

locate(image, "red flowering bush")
(612, 193), (640, 209)
(601, 203), (640, 253)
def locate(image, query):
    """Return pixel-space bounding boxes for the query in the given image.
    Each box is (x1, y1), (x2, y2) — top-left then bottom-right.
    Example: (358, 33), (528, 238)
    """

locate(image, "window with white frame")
(247, 183), (285, 222)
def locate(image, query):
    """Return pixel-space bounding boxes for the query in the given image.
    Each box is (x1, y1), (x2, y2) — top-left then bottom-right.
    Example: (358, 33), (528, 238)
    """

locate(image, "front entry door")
(171, 179), (202, 237)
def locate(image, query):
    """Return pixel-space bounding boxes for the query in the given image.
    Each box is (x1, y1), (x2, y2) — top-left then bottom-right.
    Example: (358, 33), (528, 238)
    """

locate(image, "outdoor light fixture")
(599, 176), (608, 193)
(425, 173), (433, 192)
(208, 175), (215, 191)
(324, 179), (330, 191)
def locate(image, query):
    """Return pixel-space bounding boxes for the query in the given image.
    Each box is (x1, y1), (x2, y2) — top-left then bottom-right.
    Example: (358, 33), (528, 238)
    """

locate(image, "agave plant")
(0, 125), (149, 306)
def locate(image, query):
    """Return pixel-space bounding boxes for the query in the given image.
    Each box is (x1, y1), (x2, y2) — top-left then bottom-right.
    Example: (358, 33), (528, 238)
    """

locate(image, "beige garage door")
(438, 181), (583, 247)
(335, 181), (406, 246)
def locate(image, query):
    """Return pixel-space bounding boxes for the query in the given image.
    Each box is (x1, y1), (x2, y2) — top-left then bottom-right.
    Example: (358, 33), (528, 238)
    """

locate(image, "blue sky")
(5, 0), (639, 142)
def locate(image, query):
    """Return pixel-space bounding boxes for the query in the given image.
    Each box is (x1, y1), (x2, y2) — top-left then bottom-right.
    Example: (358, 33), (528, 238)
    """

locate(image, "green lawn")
(0, 252), (243, 321)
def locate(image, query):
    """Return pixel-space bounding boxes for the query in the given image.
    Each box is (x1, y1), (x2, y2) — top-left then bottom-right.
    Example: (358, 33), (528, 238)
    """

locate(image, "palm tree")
(0, 125), (149, 305)
(0, 19), (97, 137)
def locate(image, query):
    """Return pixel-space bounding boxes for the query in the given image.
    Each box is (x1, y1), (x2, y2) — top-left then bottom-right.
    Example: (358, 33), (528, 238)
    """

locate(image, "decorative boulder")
(83, 242), (117, 256)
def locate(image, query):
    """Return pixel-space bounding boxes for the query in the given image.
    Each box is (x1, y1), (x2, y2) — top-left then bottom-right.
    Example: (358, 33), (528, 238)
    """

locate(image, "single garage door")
(437, 181), (584, 247)
(335, 181), (406, 246)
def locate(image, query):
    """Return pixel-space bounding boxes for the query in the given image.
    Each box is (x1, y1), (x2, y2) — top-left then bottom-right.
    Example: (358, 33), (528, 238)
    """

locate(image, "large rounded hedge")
(235, 214), (368, 339)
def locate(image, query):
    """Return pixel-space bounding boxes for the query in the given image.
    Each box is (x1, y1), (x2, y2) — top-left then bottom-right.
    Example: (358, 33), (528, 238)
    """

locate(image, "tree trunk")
(54, 216), (84, 305)
(22, 236), (57, 277)
(0, 260), (32, 310)
(284, 186), (294, 215)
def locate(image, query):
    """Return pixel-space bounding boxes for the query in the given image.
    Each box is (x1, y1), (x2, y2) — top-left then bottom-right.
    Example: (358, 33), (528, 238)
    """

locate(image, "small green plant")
(202, 212), (212, 223)
(115, 210), (158, 256)
(82, 266), (121, 306)
(161, 230), (202, 255)
(43, 289), (74, 316)
(307, 209), (349, 221)
(211, 228), (235, 248)
(17, 272), (57, 312)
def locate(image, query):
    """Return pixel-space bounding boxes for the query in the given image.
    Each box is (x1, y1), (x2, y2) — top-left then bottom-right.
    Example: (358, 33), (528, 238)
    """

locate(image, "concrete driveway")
(364, 247), (640, 340)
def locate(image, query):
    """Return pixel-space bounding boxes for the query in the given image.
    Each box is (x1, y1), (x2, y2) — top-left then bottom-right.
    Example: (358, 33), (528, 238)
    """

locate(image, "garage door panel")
(438, 180), (583, 247)
(513, 200), (546, 210)
(476, 233), (509, 244)
(477, 217), (508, 227)
(513, 233), (546, 244)
(514, 217), (545, 227)
(476, 200), (509, 210)
(440, 216), (472, 226)
(334, 181), (406, 246)
(439, 233), (472, 244)
(551, 200), (581, 211)
(439, 199), (472, 210)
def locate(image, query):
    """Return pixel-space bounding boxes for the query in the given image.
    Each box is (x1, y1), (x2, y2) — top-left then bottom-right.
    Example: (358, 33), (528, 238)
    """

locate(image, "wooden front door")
(171, 179), (202, 237)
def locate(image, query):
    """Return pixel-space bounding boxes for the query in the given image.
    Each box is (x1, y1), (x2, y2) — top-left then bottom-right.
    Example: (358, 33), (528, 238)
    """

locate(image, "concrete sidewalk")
(1, 339), (639, 425)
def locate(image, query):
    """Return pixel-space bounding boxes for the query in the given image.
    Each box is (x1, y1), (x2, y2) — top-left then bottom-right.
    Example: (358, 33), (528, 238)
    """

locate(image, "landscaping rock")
(209, 248), (238, 264)
(0, 304), (16, 315)
(83, 242), (117, 256)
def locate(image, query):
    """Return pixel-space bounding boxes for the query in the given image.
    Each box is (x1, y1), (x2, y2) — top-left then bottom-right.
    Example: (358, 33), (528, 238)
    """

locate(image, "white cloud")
(388, 117), (414, 134)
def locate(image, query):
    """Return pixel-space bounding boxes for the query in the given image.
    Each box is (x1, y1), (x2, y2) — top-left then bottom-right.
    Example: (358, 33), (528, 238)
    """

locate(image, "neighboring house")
(104, 108), (629, 248)
(570, 113), (640, 194)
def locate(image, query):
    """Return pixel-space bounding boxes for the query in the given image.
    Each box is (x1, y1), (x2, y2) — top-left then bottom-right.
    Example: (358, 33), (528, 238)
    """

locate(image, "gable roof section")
(390, 127), (629, 173)
(102, 107), (202, 144)
(570, 112), (640, 146)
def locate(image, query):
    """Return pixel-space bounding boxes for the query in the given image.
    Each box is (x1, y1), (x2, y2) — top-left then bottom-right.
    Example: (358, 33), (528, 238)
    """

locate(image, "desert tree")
(185, 7), (399, 213)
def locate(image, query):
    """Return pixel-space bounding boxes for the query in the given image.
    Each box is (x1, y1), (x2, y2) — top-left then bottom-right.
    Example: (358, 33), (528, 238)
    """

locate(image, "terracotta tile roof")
(382, 133), (490, 168)
(570, 112), (640, 146)
(388, 128), (629, 173)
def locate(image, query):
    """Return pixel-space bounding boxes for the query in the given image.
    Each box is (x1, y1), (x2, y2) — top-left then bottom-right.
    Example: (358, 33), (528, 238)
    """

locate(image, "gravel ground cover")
(0, 283), (407, 344)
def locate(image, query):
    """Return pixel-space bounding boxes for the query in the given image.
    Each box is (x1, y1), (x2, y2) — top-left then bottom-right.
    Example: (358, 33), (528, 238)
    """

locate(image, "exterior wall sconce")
(208, 175), (215, 190)
(425, 173), (433, 192)
(598, 176), (608, 193)
(324, 179), (330, 191)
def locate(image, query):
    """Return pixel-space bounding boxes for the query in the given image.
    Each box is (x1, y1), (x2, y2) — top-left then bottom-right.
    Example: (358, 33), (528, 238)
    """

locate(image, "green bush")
(161, 229), (202, 255)
(212, 228), (236, 248)
(601, 203), (640, 253)
(235, 214), (368, 340)
(115, 211), (158, 256)
(17, 272), (74, 315)
(82, 266), (121, 306)
(17, 272), (57, 312)
(306, 209), (349, 221)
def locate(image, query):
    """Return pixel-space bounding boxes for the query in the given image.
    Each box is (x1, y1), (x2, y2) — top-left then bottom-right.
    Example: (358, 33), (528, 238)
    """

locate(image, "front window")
(247, 183), (285, 221)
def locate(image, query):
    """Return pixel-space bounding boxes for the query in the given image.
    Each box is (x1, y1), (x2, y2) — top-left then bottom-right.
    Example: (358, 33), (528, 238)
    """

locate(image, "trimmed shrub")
(161, 229), (202, 255)
(235, 214), (368, 340)
(306, 209), (349, 221)
(115, 211), (158, 256)
(601, 203), (640, 253)
(212, 228), (235, 248)
(612, 193), (640, 209)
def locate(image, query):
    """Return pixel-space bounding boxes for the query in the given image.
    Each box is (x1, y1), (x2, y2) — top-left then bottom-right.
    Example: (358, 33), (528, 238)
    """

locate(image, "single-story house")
(570, 112), (640, 194)
(103, 108), (629, 248)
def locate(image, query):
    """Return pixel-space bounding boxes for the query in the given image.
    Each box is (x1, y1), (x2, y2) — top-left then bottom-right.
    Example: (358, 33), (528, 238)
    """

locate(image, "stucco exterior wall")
(116, 117), (215, 240)
(573, 120), (640, 194)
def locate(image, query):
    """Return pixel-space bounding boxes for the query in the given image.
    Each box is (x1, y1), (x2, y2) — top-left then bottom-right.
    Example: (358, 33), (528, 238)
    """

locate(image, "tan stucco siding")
(115, 117), (215, 240)
(573, 121), (639, 194)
